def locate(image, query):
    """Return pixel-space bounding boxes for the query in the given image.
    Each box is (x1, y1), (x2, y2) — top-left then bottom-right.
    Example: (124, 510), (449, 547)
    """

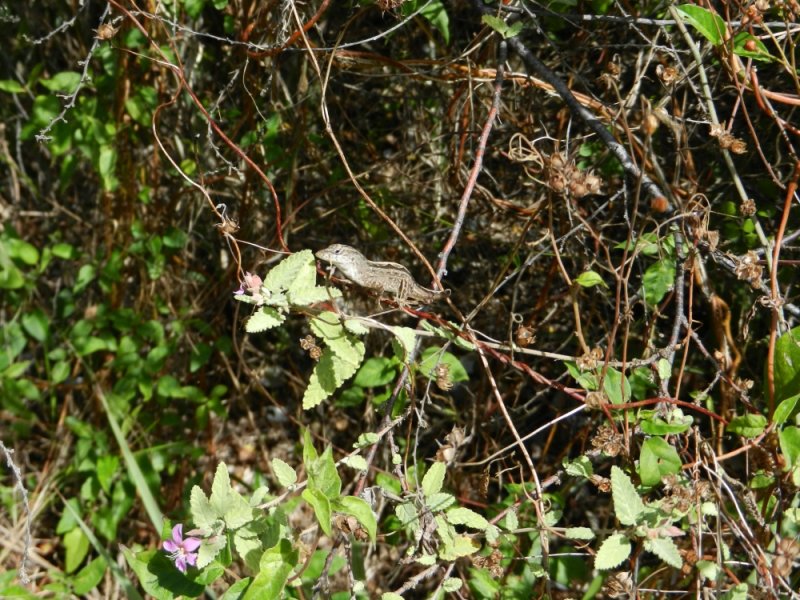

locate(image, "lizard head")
(315, 244), (355, 262)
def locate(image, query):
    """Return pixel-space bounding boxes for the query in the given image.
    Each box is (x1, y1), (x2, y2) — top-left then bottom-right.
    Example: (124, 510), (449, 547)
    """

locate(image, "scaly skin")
(315, 244), (446, 304)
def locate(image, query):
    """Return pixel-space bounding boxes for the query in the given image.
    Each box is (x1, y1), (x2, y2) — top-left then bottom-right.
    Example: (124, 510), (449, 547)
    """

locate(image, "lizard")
(315, 244), (448, 304)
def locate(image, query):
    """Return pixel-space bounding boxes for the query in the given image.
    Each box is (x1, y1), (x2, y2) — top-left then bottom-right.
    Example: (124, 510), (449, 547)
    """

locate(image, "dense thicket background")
(2, 0), (800, 598)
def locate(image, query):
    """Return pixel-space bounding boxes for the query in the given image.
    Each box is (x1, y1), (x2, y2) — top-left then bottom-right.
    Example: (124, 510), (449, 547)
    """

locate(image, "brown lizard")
(315, 244), (447, 304)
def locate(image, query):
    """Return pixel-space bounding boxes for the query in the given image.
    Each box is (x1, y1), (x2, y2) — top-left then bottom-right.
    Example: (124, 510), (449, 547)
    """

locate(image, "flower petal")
(183, 537), (202, 552)
(185, 552), (198, 567)
(174, 555), (187, 573)
(162, 540), (179, 553)
(171, 523), (184, 542)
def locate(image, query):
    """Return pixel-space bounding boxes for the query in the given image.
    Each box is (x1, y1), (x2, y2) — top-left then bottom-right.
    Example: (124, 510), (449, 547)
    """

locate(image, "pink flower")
(162, 524), (201, 573)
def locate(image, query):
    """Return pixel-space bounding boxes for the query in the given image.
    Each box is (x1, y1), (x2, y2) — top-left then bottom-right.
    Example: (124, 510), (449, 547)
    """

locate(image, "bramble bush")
(2, 1), (800, 598)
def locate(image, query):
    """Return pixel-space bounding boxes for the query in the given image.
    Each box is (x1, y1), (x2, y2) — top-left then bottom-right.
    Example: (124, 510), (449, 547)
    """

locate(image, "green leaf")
(595, 533), (630, 570)
(250, 486), (270, 507)
(64, 527), (90, 573)
(233, 522), (265, 570)
(197, 536), (227, 570)
(465, 568), (500, 597)
(3, 360), (31, 379)
(418, 347), (469, 383)
(98, 146), (118, 191)
(565, 527), (595, 540)
(390, 326), (417, 360)
(303, 429), (319, 463)
(727, 414), (767, 438)
(439, 534), (480, 560)
(395, 502), (420, 536)
(303, 344), (365, 409)
(644, 538), (683, 569)
(40, 71), (82, 92)
(245, 306), (285, 332)
(302, 488), (332, 537)
(445, 507), (489, 530)
(642, 258), (675, 307)
(306, 446), (342, 499)
(311, 311), (364, 365)
(675, 4), (726, 46)
(603, 368), (631, 404)
(426, 492), (456, 512)
(382, 594), (405, 600)
(264, 249), (314, 295)
(640, 411), (693, 435)
(696, 559), (721, 580)
(563, 456), (594, 478)
(271, 458), (297, 488)
(773, 393), (800, 425)
(0, 263), (24, 289)
(72, 556), (107, 595)
(779, 426), (800, 469)
(411, 0), (450, 44)
(332, 495), (377, 542)
(497, 508), (515, 532)
(73, 263), (97, 292)
(575, 270), (607, 288)
(209, 463), (253, 530)
(341, 455), (368, 473)
(354, 357), (398, 387)
(772, 327), (800, 403)
(50, 360), (71, 384)
(565, 361), (599, 390)
(611, 466), (645, 525)
(123, 547), (201, 600)
(0, 79), (25, 93)
(733, 32), (773, 62)
(639, 437), (682, 486)
(96, 455), (119, 495)
(656, 358), (672, 381)
(420, 321), (476, 351)
(8, 238), (39, 265)
(442, 577), (463, 592)
(242, 539), (298, 600)
(354, 432), (379, 448)
(422, 461), (446, 497)
(343, 317), (369, 336)
(481, 15), (523, 39)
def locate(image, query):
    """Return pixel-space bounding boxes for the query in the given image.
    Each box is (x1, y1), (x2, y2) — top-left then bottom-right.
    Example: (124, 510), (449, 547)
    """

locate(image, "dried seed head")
(549, 152), (567, 170)
(300, 335), (322, 361)
(605, 571), (634, 598)
(515, 325), (536, 347)
(642, 112), (660, 135)
(656, 64), (678, 85)
(95, 23), (120, 40)
(434, 363), (453, 391)
(729, 138), (747, 154)
(548, 172), (568, 193)
(569, 179), (588, 199)
(585, 390), (608, 410)
(734, 250), (763, 288)
(740, 198), (757, 216)
(584, 172), (602, 194)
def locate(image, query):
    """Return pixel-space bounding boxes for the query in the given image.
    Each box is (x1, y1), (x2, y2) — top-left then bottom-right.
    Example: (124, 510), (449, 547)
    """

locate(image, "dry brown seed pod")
(549, 152), (567, 169)
(740, 198), (757, 216)
(515, 325), (535, 347)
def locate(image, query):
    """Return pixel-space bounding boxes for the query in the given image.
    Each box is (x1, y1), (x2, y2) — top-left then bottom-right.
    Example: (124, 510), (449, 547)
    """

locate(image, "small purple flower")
(162, 524), (201, 573)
